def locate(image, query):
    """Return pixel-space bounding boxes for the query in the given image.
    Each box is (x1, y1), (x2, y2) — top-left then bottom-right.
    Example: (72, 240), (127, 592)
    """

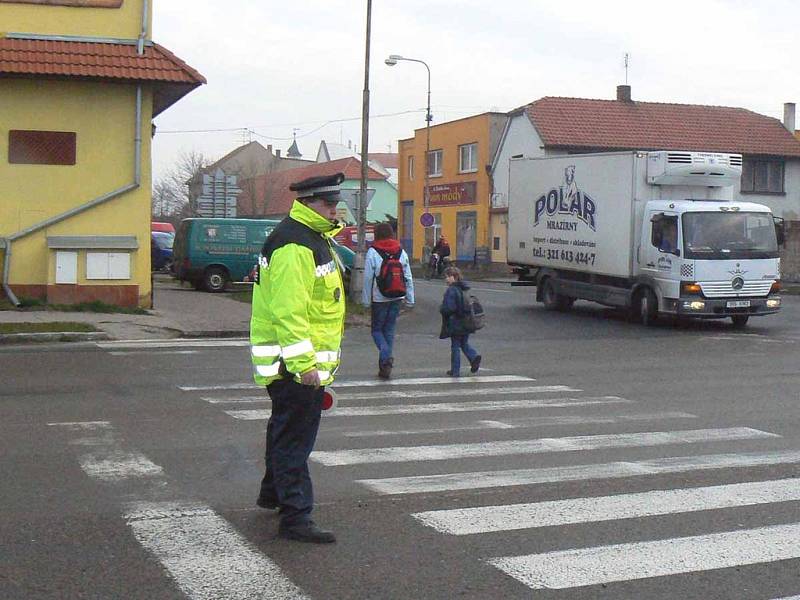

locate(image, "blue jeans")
(260, 377), (323, 527)
(371, 300), (401, 363)
(450, 334), (478, 375)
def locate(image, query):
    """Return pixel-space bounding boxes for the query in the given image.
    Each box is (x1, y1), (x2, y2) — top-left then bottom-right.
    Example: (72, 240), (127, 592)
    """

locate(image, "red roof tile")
(240, 157), (387, 217)
(368, 152), (399, 169)
(525, 97), (800, 158)
(0, 38), (206, 85)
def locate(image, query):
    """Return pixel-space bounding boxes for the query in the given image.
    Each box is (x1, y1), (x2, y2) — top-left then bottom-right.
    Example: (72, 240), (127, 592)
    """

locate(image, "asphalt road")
(2, 280), (800, 599)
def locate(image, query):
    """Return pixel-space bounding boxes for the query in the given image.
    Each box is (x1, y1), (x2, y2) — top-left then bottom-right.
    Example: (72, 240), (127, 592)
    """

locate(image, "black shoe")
(446, 370), (459, 377)
(378, 358), (393, 379)
(256, 497), (279, 510)
(278, 521), (336, 544)
(470, 355), (482, 373)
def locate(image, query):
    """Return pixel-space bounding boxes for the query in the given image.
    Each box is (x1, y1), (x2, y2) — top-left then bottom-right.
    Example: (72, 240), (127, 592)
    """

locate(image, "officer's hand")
(300, 368), (321, 388)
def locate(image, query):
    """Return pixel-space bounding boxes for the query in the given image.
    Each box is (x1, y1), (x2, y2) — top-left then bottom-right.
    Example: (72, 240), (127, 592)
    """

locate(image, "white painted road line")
(488, 522), (800, 590)
(110, 350), (200, 356)
(345, 411), (697, 438)
(179, 374), (533, 392)
(79, 449), (164, 481)
(313, 428), (777, 466)
(224, 396), (633, 421)
(201, 384), (579, 404)
(125, 501), (308, 600)
(413, 477), (800, 535)
(100, 339), (250, 350)
(359, 449), (800, 495)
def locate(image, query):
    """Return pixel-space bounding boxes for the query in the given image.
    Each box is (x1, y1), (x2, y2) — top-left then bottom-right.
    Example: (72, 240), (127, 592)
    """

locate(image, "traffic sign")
(420, 212), (434, 227)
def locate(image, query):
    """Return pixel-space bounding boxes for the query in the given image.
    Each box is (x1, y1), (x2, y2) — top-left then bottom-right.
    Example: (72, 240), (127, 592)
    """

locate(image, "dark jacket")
(439, 281), (470, 338)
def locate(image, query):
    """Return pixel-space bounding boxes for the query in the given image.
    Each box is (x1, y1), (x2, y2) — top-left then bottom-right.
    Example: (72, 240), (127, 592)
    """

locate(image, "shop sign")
(427, 182), (477, 207)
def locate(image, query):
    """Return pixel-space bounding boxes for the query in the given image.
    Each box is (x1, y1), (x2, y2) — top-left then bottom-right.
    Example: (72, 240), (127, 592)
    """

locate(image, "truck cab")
(638, 200), (782, 326)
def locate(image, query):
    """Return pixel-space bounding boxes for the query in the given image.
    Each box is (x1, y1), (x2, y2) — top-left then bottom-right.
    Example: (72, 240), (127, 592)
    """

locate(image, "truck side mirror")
(774, 217), (786, 247)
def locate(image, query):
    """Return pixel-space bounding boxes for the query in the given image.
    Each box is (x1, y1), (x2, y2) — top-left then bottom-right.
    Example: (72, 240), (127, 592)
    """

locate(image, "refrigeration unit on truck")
(508, 150), (784, 327)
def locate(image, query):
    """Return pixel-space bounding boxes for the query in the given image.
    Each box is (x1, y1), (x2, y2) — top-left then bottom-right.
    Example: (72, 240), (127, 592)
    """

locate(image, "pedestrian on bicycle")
(431, 235), (451, 277)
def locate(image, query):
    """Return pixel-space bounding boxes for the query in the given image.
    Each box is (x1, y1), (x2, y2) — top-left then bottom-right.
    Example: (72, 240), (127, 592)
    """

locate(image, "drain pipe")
(2, 85), (143, 306)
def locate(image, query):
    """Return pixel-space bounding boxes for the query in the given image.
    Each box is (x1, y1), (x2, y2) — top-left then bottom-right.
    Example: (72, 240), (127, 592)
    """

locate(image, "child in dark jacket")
(439, 266), (481, 377)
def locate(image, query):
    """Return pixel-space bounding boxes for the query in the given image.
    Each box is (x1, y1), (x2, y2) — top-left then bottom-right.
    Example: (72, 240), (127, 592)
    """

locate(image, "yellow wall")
(0, 0), (149, 40)
(398, 114), (494, 263)
(0, 78), (153, 305)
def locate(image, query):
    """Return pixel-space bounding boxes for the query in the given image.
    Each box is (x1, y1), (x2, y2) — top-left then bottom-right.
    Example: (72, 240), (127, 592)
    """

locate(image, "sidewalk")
(0, 276), (253, 342)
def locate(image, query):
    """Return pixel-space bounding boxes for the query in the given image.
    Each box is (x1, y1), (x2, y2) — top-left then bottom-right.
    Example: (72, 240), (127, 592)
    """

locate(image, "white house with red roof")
(490, 86), (800, 273)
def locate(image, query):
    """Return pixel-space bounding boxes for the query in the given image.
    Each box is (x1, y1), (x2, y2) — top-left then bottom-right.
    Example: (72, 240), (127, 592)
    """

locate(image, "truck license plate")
(727, 300), (751, 308)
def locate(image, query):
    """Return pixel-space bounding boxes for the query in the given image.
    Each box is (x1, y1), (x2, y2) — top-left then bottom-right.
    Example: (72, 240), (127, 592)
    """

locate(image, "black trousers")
(259, 377), (323, 526)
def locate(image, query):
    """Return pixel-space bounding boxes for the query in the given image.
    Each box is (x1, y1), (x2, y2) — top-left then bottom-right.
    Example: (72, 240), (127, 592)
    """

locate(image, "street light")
(385, 54), (432, 238)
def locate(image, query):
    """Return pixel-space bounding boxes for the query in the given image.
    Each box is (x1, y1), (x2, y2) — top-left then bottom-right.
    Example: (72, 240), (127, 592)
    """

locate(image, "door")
(456, 211), (477, 263)
(643, 211), (680, 290)
(400, 201), (414, 260)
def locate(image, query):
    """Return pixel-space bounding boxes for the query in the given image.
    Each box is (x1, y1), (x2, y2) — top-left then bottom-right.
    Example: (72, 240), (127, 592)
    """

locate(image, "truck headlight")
(767, 298), (781, 308)
(681, 301), (705, 311)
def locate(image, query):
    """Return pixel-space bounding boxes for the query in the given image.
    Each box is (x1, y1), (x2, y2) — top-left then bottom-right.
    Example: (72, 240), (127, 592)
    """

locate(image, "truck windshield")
(682, 211), (778, 260)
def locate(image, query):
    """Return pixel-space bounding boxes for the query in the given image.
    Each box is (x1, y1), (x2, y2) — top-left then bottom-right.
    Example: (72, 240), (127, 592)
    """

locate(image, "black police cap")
(290, 172), (345, 199)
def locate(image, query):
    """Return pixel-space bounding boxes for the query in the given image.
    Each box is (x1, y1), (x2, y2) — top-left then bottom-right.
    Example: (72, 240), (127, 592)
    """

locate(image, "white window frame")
(459, 142), (478, 173)
(427, 149), (443, 177)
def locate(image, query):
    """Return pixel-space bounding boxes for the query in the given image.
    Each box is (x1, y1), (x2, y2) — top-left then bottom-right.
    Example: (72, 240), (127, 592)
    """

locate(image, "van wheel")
(637, 289), (658, 326)
(731, 315), (749, 328)
(204, 267), (229, 293)
(541, 278), (571, 311)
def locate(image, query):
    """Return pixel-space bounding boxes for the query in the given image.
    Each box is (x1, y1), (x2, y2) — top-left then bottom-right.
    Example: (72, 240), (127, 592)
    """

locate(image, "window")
(87, 253), (131, 280)
(493, 236), (501, 251)
(741, 158), (784, 193)
(408, 155), (414, 181)
(9, 130), (77, 165)
(459, 143), (478, 173)
(427, 149), (443, 177)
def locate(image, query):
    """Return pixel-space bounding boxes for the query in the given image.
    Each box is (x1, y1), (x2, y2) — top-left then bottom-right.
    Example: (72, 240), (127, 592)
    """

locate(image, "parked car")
(151, 221), (176, 235)
(151, 231), (174, 272)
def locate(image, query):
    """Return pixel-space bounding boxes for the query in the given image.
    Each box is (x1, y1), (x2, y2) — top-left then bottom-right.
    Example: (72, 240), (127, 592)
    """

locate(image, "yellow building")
(0, 0), (204, 307)
(397, 112), (507, 265)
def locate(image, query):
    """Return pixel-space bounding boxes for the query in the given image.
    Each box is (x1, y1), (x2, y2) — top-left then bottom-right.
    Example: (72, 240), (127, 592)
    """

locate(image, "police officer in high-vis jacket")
(251, 172), (346, 544)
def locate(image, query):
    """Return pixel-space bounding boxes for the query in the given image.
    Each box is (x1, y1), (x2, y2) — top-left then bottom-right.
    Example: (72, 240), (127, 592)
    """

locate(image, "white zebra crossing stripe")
(224, 396), (632, 420)
(53, 421), (306, 600)
(344, 412), (697, 438)
(359, 449), (800, 495)
(125, 501), (309, 600)
(413, 477), (800, 535)
(101, 339), (250, 350)
(179, 374), (533, 391)
(201, 385), (578, 404)
(313, 428), (777, 466)
(488, 522), (800, 590)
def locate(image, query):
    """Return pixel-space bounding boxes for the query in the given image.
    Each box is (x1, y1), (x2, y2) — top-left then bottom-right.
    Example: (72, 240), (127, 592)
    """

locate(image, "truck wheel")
(203, 267), (229, 293)
(731, 315), (749, 328)
(637, 289), (658, 326)
(541, 278), (571, 311)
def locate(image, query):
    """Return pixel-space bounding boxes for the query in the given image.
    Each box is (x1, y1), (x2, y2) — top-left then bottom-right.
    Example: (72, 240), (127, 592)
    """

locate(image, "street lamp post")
(385, 54), (432, 244)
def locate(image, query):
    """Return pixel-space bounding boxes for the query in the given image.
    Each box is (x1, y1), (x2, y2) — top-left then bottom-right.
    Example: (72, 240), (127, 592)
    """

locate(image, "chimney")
(617, 85), (632, 102)
(275, 149), (281, 158)
(267, 144), (273, 153)
(783, 103), (796, 133)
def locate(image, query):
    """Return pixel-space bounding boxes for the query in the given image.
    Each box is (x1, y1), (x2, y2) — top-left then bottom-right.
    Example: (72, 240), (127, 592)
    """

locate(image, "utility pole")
(351, 0), (371, 301)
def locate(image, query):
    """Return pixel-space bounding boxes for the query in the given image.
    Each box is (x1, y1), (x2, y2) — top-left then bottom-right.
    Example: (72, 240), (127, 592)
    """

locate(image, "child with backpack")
(439, 266), (482, 377)
(361, 222), (415, 379)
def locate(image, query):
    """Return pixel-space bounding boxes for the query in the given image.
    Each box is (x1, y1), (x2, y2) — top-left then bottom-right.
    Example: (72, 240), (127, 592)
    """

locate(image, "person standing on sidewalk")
(361, 222), (414, 379)
(439, 266), (481, 377)
(250, 172), (346, 544)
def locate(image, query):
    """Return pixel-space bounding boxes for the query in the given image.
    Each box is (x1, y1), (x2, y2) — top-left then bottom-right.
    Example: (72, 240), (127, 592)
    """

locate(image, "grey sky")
(151, 0), (799, 180)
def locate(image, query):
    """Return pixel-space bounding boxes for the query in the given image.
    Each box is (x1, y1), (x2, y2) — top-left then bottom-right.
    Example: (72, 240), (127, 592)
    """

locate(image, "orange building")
(397, 113), (507, 264)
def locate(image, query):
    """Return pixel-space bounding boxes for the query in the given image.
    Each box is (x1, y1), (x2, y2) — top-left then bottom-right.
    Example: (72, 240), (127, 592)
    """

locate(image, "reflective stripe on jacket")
(250, 200), (345, 387)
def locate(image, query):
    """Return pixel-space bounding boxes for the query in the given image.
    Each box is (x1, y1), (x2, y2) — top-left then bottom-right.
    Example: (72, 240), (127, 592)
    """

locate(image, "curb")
(0, 331), (111, 345)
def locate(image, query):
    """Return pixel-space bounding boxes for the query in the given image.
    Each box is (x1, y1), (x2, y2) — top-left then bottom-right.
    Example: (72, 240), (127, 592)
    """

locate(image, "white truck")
(508, 150), (784, 327)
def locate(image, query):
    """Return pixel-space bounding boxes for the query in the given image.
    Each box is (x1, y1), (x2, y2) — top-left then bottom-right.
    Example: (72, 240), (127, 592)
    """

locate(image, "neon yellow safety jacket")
(250, 200), (345, 387)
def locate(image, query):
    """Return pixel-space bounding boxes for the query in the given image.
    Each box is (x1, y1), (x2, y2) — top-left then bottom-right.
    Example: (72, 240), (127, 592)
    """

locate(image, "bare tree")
(151, 150), (210, 220)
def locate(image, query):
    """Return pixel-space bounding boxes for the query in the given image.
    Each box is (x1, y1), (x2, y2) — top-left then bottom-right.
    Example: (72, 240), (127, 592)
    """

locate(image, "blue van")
(173, 218), (354, 292)
(151, 231), (174, 272)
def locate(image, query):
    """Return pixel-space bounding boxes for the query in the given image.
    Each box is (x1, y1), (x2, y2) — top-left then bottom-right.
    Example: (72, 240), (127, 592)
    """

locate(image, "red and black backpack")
(374, 248), (407, 298)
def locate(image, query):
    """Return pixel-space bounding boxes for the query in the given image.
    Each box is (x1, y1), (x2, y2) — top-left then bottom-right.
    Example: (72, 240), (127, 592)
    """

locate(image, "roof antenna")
(624, 52), (630, 85)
